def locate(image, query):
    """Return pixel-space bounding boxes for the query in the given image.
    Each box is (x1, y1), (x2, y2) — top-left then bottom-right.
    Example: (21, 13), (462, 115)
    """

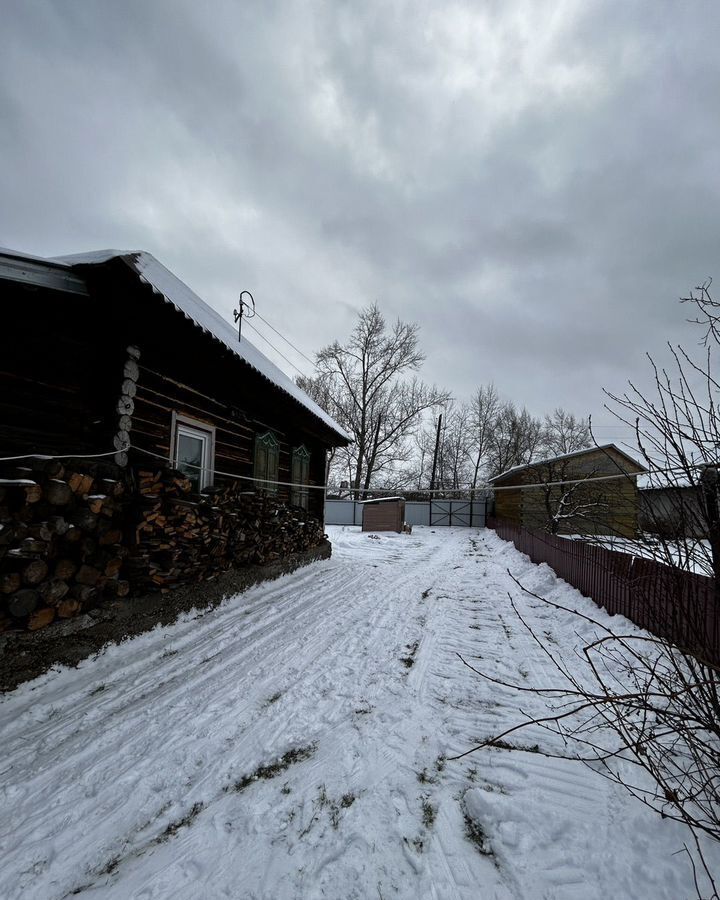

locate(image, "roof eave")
(64, 251), (352, 446)
(489, 444), (647, 484)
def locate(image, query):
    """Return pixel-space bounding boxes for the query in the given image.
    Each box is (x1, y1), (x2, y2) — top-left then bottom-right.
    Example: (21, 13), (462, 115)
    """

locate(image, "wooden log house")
(0, 247), (351, 628)
(489, 445), (646, 538)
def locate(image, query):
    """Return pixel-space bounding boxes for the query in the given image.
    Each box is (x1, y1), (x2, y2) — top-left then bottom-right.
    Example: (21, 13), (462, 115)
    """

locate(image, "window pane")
(177, 433), (205, 491)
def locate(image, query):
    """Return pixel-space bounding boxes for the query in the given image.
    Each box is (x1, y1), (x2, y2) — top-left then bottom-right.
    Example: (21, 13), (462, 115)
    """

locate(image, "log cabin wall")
(0, 257), (342, 631)
(0, 280), (123, 458)
(80, 261), (335, 521)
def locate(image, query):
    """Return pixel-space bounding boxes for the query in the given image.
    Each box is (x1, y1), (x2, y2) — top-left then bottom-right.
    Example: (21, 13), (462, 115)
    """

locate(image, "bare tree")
(298, 304), (448, 497)
(459, 284), (720, 895)
(527, 458), (609, 535)
(542, 408), (591, 456)
(454, 585), (719, 897)
(412, 401), (473, 495)
(467, 384), (501, 495)
(604, 285), (720, 581)
(487, 403), (544, 477)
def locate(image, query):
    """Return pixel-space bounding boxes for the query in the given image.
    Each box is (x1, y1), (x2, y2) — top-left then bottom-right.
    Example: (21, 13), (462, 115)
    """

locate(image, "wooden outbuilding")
(489, 445), (646, 538)
(361, 497), (406, 533)
(0, 247), (351, 629)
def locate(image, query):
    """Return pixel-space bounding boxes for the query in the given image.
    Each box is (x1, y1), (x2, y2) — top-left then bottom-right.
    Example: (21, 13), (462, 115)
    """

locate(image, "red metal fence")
(487, 518), (719, 665)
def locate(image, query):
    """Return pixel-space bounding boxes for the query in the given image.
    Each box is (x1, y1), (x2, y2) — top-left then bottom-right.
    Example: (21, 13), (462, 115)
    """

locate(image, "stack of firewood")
(0, 460), (129, 631)
(128, 468), (325, 592)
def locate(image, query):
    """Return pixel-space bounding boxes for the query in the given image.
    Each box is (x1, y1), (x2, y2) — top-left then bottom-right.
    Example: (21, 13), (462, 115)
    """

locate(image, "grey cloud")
(1, 0), (719, 429)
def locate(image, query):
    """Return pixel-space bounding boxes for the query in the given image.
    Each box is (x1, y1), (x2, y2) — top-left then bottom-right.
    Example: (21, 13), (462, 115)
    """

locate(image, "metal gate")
(430, 501), (473, 526)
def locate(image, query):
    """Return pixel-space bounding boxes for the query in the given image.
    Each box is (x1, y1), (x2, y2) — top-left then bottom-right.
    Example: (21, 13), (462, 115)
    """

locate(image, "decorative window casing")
(291, 445), (311, 509)
(254, 431), (280, 493)
(171, 413), (215, 493)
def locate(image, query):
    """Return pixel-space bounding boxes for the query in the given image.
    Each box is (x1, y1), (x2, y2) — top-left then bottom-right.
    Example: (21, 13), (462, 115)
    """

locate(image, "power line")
(244, 319), (313, 381)
(253, 310), (318, 370)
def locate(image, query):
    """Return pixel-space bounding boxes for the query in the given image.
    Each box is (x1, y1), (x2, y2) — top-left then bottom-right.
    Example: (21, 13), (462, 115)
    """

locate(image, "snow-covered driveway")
(1, 527), (715, 899)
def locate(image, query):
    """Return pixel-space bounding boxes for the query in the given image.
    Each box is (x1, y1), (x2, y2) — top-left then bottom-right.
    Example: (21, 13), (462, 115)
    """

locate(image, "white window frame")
(171, 412), (216, 491)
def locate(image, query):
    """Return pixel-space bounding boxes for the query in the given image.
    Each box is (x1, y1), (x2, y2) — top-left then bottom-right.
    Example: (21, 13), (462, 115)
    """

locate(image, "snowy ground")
(1, 526), (717, 899)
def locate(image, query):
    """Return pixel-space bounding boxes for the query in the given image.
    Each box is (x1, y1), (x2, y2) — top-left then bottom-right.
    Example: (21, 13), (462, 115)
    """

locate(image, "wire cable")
(253, 310), (318, 370)
(0, 449), (121, 463)
(244, 320), (313, 381)
(0, 446), (704, 496)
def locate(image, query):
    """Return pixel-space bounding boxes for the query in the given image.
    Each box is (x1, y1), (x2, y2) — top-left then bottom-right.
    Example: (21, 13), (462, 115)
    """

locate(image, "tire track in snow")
(1, 527), (708, 900)
(0, 530), (461, 899)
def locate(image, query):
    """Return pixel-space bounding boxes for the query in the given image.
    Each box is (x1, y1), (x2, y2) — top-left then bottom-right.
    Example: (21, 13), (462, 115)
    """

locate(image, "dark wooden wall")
(0, 281), (122, 458)
(1, 260), (342, 522)
(84, 262), (335, 519)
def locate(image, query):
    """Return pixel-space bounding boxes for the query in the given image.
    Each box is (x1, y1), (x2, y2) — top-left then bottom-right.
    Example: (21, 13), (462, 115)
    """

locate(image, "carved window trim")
(255, 431), (280, 493)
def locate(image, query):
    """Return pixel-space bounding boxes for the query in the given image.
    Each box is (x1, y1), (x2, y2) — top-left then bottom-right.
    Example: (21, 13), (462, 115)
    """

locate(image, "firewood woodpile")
(126, 468), (326, 592)
(0, 460), (129, 632)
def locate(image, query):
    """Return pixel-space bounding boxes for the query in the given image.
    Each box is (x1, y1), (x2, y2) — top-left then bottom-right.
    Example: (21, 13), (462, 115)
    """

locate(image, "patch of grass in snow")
(264, 691), (283, 706)
(230, 744), (317, 793)
(481, 782), (508, 795)
(417, 768), (437, 785)
(463, 813), (494, 857)
(401, 641), (419, 668)
(99, 856), (121, 875)
(89, 683), (106, 696)
(353, 700), (374, 715)
(421, 799), (436, 828)
(435, 754), (446, 773)
(300, 785), (356, 834)
(280, 783), (292, 795)
(421, 588), (432, 599)
(159, 802), (205, 841)
(330, 792), (356, 828)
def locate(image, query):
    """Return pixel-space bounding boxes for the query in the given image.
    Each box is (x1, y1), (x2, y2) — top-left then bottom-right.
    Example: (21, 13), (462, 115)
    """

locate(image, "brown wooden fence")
(487, 517), (719, 665)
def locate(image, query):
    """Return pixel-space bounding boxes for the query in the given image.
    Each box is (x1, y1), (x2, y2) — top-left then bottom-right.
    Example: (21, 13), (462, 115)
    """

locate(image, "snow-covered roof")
(489, 443), (646, 484)
(44, 249), (351, 443)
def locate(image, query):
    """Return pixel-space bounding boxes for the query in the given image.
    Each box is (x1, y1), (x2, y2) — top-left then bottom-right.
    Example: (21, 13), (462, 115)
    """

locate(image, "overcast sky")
(2, 0), (719, 448)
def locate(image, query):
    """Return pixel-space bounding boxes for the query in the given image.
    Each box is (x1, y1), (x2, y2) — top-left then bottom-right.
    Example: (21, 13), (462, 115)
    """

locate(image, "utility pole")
(362, 415), (383, 498)
(429, 413), (442, 494)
